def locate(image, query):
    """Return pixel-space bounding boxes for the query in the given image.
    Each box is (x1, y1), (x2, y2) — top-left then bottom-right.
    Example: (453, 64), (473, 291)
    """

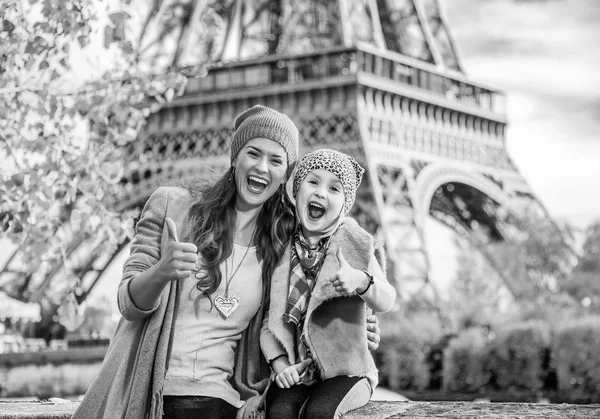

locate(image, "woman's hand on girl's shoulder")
(156, 217), (199, 282)
(366, 314), (381, 351)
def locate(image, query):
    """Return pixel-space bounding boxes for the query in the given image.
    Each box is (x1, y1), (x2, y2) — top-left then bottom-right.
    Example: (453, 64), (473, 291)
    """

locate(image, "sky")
(440, 0), (600, 229)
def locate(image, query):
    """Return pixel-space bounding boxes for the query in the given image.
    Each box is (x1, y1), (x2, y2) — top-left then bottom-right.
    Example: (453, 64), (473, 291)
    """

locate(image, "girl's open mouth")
(307, 202), (326, 220)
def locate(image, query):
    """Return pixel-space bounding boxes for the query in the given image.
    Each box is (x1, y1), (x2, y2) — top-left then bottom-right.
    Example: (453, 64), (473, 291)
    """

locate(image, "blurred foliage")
(562, 222), (600, 312)
(399, 217), (600, 399)
(0, 0), (189, 307)
(74, 296), (118, 338)
(379, 314), (600, 402)
(446, 210), (585, 333)
(442, 328), (487, 393)
(446, 236), (508, 331)
(484, 320), (551, 393)
(517, 212), (577, 292)
(376, 311), (442, 391)
(489, 209), (577, 302)
(552, 316), (600, 402)
(375, 216), (600, 399)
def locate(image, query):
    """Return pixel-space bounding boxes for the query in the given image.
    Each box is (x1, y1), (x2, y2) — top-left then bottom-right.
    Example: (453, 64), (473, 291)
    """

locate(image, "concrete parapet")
(0, 400), (599, 418)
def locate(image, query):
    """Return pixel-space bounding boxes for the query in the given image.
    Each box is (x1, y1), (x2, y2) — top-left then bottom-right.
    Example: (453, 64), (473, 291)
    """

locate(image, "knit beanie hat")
(230, 105), (299, 177)
(293, 149), (365, 215)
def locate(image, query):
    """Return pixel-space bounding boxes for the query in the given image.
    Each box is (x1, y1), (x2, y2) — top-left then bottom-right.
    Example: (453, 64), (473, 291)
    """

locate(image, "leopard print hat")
(292, 148), (365, 215)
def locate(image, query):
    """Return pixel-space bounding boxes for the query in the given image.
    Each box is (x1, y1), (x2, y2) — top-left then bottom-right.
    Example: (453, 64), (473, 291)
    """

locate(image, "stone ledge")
(347, 401), (600, 418)
(0, 401), (599, 418)
(0, 401), (76, 419)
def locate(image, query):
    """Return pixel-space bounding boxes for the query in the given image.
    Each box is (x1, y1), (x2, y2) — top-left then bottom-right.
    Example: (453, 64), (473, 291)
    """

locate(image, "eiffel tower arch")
(1, 0), (541, 320)
(352, 70), (536, 306)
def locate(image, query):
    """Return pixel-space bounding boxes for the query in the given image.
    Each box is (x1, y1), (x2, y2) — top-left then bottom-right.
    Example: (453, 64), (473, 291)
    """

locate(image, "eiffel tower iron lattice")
(0, 0), (542, 322)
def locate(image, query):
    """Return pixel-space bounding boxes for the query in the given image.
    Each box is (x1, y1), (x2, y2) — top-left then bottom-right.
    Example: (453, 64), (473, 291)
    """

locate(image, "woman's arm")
(118, 187), (197, 320)
(260, 309), (288, 368)
(259, 302), (316, 388)
(126, 263), (170, 312)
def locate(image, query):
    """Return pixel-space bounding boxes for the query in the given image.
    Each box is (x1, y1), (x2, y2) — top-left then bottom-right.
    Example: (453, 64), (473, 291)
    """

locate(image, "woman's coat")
(72, 187), (273, 419)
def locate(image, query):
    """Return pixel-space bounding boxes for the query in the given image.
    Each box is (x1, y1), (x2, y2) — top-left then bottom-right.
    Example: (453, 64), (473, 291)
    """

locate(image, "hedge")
(484, 320), (551, 392)
(376, 313), (442, 391)
(553, 316), (600, 402)
(443, 328), (487, 392)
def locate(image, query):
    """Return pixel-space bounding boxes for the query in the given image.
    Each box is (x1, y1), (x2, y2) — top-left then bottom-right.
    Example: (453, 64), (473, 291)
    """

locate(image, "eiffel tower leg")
(357, 114), (428, 294)
(375, 165), (431, 297)
(356, 94), (451, 326)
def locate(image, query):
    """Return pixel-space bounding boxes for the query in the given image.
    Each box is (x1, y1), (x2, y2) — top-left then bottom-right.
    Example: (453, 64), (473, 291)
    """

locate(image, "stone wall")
(1, 401), (599, 418)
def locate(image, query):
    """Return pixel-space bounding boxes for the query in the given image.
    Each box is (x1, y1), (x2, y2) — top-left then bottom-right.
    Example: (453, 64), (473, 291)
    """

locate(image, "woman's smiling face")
(295, 169), (345, 240)
(234, 137), (288, 211)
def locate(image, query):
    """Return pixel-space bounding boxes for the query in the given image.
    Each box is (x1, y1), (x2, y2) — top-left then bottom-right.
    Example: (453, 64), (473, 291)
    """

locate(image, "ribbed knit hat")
(230, 105), (299, 177)
(293, 148), (365, 215)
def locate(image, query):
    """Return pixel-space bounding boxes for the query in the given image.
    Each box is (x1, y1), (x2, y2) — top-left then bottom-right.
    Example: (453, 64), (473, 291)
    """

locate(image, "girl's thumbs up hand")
(329, 248), (370, 295)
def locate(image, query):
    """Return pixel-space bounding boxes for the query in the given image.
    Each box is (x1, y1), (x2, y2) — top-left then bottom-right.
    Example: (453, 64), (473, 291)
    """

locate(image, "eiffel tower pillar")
(356, 92), (432, 301)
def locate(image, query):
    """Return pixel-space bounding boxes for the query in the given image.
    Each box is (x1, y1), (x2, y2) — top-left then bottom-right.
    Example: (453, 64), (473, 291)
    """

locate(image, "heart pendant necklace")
(214, 224), (256, 320)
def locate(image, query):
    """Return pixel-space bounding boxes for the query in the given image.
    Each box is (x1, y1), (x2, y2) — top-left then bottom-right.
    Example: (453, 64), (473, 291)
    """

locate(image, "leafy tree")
(0, 0), (195, 316)
(518, 216), (577, 295)
(563, 221), (600, 312)
(489, 209), (577, 302)
(574, 222), (600, 272)
(447, 237), (512, 331)
(448, 208), (580, 332)
(75, 295), (118, 338)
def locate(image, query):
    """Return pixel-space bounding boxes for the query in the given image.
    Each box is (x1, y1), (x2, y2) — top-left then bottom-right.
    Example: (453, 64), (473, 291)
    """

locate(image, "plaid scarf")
(283, 229), (330, 326)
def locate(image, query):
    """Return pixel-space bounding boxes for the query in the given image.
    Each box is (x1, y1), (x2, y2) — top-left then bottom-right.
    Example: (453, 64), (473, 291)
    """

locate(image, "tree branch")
(0, 132), (26, 172)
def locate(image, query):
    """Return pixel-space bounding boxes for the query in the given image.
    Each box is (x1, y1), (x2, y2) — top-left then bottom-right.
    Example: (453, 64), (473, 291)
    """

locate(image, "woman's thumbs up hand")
(157, 217), (199, 282)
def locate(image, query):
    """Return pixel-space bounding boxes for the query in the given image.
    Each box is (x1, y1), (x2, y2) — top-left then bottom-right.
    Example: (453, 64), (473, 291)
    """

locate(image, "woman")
(73, 105), (298, 419)
(73, 105), (379, 419)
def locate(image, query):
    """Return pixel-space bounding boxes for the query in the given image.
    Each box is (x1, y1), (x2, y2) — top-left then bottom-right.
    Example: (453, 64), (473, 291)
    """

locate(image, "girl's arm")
(357, 253), (396, 313)
(330, 248), (396, 313)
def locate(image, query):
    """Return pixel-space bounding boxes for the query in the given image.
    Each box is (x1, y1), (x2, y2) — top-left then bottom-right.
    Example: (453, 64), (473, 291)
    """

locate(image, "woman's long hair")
(184, 166), (296, 301)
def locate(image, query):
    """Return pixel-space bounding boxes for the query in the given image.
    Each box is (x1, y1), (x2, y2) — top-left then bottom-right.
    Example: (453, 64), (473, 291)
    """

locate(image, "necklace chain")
(223, 224), (257, 297)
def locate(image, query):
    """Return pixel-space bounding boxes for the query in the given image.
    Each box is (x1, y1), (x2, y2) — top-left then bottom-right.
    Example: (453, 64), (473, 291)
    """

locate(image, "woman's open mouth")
(247, 175), (269, 193)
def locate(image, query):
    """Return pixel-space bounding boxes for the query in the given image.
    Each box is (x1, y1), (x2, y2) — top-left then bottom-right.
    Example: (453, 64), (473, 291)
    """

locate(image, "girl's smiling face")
(295, 169), (345, 243)
(234, 137), (288, 211)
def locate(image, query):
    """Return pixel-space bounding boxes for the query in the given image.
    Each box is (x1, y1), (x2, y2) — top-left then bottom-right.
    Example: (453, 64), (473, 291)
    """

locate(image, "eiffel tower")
(0, 0), (540, 319)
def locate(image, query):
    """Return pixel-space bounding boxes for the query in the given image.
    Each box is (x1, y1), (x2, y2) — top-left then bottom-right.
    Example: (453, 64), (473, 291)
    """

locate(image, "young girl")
(260, 149), (397, 419)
